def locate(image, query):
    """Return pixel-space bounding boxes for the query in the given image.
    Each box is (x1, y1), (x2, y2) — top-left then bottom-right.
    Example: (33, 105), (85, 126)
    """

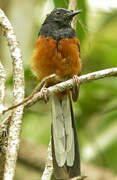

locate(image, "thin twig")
(0, 8), (25, 180)
(2, 74), (56, 114)
(41, 141), (53, 180)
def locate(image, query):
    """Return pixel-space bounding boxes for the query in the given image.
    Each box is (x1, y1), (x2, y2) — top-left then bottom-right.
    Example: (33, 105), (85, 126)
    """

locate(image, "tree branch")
(24, 67), (117, 109)
(0, 62), (6, 107)
(41, 141), (53, 180)
(0, 67), (117, 123)
(0, 8), (25, 180)
(0, 61), (7, 179)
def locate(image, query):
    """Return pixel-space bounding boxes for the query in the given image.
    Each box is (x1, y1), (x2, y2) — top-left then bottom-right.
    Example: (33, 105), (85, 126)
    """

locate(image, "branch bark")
(0, 62), (6, 105)
(42, 141), (53, 180)
(0, 61), (7, 179)
(25, 67), (117, 110)
(0, 8), (25, 180)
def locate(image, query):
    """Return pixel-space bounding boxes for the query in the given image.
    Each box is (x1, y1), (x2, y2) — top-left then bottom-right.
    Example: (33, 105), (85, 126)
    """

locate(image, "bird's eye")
(56, 11), (60, 15)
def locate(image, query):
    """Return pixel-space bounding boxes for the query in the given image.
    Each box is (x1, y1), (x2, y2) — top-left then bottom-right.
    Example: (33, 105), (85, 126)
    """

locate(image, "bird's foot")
(41, 83), (49, 103)
(72, 75), (80, 102)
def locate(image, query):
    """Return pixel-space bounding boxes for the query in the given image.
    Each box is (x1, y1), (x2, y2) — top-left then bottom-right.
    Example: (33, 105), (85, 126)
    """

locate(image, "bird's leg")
(72, 75), (80, 102)
(41, 83), (49, 103)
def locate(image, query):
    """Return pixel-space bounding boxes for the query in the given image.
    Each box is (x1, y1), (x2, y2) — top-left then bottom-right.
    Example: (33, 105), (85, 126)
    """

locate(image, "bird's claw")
(72, 75), (80, 102)
(41, 83), (49, 103)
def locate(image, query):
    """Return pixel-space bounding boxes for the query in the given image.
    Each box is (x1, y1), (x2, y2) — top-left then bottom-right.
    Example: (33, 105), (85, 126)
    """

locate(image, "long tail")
(51, 93), (80, 179)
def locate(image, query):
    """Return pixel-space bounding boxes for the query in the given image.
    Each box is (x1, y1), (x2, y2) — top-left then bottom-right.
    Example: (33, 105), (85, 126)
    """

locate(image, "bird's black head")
(44, 8), (82, 27)
(39, 8), (82, 40)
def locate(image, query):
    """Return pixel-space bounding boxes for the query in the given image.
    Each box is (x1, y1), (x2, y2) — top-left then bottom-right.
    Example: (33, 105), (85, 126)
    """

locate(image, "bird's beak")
(69, 9), (82, 18)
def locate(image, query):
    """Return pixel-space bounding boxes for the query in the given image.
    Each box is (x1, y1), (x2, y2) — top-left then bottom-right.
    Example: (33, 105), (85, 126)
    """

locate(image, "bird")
(31, 8), (82, 179)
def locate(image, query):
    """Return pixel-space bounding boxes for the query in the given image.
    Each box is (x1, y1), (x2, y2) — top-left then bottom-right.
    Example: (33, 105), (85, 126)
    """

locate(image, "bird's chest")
(31, 36), (81, 83)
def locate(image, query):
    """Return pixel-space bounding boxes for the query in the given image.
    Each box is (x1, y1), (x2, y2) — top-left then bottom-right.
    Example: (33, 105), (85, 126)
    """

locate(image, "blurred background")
(0, 0), (117, 179)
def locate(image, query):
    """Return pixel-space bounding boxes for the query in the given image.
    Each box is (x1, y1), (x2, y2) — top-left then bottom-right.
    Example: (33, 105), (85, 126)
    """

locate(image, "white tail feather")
(51, 94), (74, 167)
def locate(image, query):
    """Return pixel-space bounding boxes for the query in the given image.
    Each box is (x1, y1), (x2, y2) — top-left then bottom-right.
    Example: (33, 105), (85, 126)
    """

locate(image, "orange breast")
(31, 35), (81, 84)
